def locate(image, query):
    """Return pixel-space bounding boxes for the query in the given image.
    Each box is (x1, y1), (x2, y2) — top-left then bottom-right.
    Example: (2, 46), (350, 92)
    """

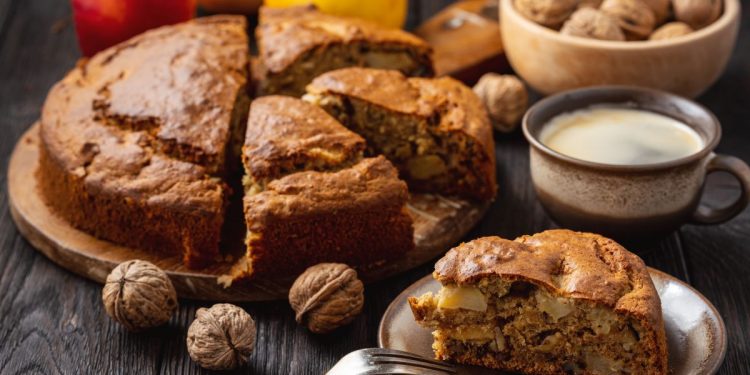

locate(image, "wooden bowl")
(500, 0), (740, 98)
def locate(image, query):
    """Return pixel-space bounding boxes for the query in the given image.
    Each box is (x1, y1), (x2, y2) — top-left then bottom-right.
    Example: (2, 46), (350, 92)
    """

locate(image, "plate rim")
(378, 266), (728, 374)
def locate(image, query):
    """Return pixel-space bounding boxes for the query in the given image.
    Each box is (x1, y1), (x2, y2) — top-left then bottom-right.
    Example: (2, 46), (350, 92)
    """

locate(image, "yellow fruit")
(264, 0), (407, 28)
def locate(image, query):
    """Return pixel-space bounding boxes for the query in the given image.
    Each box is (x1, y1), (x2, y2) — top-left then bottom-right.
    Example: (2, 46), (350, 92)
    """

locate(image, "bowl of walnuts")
(500, 0), (740, 98)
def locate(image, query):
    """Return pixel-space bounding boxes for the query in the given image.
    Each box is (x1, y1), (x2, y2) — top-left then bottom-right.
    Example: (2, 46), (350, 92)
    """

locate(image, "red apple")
(72, 0), (196, 57)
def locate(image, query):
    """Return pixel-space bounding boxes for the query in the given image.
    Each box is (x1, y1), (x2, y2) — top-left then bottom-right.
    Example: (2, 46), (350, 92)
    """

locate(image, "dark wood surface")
(0, 1), (748, 374)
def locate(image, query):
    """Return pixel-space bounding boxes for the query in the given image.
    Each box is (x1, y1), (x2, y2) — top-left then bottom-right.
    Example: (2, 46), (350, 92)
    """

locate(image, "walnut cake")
(38, 13), (496, 280)
(256, 5), (434, 96)
(409, 230), (668, 374)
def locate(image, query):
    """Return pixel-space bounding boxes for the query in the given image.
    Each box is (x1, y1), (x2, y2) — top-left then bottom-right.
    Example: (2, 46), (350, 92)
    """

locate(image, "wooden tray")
(7, 123), (490, 301)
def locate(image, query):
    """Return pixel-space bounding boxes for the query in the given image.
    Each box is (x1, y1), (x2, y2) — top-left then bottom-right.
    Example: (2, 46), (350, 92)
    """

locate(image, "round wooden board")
(8, 123), (490, 301)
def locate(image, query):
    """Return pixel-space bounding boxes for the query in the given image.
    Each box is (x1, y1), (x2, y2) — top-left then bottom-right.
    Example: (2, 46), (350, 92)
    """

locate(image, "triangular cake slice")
(222, 96), (414, 284)
(305, 67), (496, 200)
(225, 156), (414, 282)
(409, 230), (668, 374)
(256, 5), (434, 96)
(241, 95), (366, 194)
(39, 16), (249, 268)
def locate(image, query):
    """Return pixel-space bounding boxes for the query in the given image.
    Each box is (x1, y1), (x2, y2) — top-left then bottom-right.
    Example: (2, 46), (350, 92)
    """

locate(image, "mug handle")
(691, 153), (750, 225)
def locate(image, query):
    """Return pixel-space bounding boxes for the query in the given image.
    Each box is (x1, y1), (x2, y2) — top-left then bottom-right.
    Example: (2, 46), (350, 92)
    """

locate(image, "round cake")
(37, 13), (496, 281)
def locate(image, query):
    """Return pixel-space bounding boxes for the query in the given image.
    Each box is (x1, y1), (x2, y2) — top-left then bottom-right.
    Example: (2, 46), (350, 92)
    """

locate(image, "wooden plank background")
(0, 1), (748, 374)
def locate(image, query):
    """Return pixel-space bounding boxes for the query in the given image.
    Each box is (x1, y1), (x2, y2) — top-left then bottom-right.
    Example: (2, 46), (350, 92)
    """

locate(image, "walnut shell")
(514, 0), (579, 29)
(642, 0), (672, 24)
(187, 304), (256, 370)
(578, 0), (604, 9)
(673, 0), (722, 29)
(289, 263), (364, 334)
(473, 74), (529, 133)
(102, 260), (177, 331)
(561, 8), (626, 41)
(650, 21), (694, 39)
(601, 0), (657, 39)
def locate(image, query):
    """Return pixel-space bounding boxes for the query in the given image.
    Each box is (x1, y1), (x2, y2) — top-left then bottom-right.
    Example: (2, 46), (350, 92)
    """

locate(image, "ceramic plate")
(379, 268), (727, 375)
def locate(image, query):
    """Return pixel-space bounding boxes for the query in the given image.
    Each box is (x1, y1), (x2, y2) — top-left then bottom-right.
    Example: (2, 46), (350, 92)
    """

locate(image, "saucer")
(379, 268), (727, 375)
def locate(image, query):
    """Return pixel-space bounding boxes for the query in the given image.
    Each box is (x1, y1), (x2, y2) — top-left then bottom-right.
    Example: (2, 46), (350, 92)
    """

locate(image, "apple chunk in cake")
(409, 230), (668, 375)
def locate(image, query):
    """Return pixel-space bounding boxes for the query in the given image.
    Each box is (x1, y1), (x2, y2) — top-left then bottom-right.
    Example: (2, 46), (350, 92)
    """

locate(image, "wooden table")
(0, 1), (748, 374)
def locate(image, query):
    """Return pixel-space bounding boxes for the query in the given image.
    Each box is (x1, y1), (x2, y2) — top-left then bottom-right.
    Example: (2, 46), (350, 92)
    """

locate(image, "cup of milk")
(523, 86), (750, 239)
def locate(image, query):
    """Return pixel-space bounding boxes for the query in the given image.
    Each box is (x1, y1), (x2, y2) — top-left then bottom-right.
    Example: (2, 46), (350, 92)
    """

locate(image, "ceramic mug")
(523, 86), (750, 239)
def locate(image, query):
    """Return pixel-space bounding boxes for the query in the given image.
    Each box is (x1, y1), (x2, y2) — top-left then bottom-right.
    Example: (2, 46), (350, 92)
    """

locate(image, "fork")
(326, 348), (457, 375)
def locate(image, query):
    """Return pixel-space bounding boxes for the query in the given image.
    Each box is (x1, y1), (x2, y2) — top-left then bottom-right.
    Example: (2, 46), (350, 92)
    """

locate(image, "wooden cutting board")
(416, 0), (509, 84)
(7, 123), (490, 301)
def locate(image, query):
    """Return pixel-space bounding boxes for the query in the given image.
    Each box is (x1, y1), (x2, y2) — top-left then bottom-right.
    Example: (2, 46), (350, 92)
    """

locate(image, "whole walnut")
(601, 0), (657, 39)
(650, 21), (694, 40)
(289, 263), (364, 333)
(578, 0), (604, 9)
(561, 8), (626, 41)
(187, 304), (256, 370)
(673, 0), (722, 29)
(514, 0), (579, 29)
(473, 74), (529, 133)
(642, 0), (672, 24)
(102, 260), (177, 331)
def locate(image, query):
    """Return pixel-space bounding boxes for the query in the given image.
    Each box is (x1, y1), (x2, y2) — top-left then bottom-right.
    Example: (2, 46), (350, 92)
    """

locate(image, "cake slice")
(224, 156), (414, 282)
(241, 95), (365, 194)
(409, 230), (668, 374)
(256, 5), (434, 96)
(305, 67), (496, 201)
(221, 96), (413, 284)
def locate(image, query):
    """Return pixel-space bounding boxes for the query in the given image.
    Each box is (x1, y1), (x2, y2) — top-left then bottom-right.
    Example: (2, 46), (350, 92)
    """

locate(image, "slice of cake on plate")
(409, 229), (668, 374)
(221, 96), (414, 284)
(256, 5), (434, 96)
(38, 16), (249, 268)
(305, 67), (496, 201)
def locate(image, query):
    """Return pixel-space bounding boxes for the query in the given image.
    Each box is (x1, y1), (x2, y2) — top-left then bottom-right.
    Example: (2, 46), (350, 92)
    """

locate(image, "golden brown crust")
(436, 230), (659, 321)
(257, 6), (432, 74)
(432, 229), (668, 373)
(246, 156), (408, 225)
(243, 96), (365, 181)
(308, 68), (426, 114)
(90, 15), (248, 173)
(240, 156), (414, 278)
(306, 68), (497, 200)
(39, 15), (249, 267)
